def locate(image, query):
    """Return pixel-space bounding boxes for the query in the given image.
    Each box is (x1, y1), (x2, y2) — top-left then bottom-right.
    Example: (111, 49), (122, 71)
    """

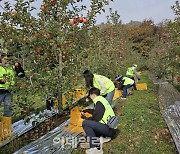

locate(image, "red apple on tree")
(34, 32), (39, 38)
(69, 19), (75, 25)
(62, 16), (66, 23)
(50, 0), (56, 5)
(177, 76), (180, 82)
(83, 18), (88, 24)
(44, 33), (53, 39)
(37, 46), (43, 52)
(41, 4), (47, 11)
(78, 17), (83, 23)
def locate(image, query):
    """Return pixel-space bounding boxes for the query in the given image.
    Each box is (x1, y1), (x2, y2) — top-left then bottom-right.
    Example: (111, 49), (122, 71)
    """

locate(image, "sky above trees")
(0, 0), (175, 24)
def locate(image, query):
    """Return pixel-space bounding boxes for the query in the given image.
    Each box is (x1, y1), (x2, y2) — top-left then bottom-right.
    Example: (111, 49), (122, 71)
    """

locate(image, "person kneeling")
(81, 87), (116, 154)
(115, 75), (134, 99)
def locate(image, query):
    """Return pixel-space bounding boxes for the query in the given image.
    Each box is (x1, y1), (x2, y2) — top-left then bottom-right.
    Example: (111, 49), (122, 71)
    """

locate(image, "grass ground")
(73, 71), (177, 154)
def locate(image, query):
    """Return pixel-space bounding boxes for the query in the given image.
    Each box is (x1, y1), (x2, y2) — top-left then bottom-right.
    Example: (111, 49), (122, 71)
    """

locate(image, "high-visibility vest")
(93, 74), (115, 95)
(0, 65), (15, 90)
(123, 77), (134, 85)
(126, 67), (135, 77)
(93, 95), (115, 124)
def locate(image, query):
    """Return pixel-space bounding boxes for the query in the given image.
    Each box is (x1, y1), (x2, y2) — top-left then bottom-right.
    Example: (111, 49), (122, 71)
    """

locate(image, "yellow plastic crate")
(70, 107), (92, 126)
(53, 99), (58, 109)
(52, 95), (68, 109)
(62, 95), (67, 108)
(74, 89), (86, 101)
(56, 89), (87, 109)
(0, 122), (3, 141)
(0, 116), (12, 142)
(65, 106), (92, 134)
(113, 88), (122, 100)
(136, 83), (147, 90)
(69, 107), (83, 127)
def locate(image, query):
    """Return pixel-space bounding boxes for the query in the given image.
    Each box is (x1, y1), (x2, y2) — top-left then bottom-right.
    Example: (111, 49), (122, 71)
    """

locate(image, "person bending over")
(83, 70), (115, 105)
(115, 75), (134, 99)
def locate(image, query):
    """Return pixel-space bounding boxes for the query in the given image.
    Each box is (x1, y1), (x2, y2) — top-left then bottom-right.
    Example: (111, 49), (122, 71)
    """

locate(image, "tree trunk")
(58, 50), (63, 112)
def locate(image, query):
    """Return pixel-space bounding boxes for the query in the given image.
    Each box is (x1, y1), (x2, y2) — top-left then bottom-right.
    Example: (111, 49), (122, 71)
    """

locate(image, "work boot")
(86, 147), (103, 154)
(100, 137), (111, 144)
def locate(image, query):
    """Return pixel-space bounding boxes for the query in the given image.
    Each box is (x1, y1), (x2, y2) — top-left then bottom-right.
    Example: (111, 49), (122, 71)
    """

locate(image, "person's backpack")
(107, 116), (120, 129)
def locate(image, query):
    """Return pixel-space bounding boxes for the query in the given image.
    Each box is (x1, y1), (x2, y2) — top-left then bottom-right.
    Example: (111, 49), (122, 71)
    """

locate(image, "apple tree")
(0, 0), (114, 118)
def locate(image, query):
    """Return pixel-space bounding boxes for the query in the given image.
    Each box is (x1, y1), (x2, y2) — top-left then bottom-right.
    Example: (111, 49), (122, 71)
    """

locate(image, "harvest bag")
(107, 116), (120, 129)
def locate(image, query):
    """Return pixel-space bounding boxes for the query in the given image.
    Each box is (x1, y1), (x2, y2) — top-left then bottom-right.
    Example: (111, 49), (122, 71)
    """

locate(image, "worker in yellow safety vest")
(115, 75), (134, 99)
(83, 70), (115, 105)
(0, 53), (25, 117)
(81, 87), (116, 154)
(126, 64), (140, 90)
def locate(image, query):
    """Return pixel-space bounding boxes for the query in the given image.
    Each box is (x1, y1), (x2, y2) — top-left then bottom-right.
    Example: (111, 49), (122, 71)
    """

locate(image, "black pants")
(46, 98), (54, 110)
(82, 119), (115, 148)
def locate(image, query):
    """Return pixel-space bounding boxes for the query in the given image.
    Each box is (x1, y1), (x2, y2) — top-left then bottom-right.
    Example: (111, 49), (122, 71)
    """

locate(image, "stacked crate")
(0, 116), (12, 144)
(74, 89), (86, 101)
(136, 83), (148, 90)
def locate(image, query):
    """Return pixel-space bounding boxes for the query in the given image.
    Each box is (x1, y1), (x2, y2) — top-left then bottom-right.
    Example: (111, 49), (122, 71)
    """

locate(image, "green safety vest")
(0, 65), (15, 90)
(123, 77), (134, 86)
(93, 74), (115, 95)
(93, 95), (115, 124)
(126, 67), (135, 76)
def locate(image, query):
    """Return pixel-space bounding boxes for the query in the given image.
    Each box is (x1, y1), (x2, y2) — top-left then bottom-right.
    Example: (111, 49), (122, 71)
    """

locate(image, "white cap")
(115, 75), (123, 81)
(133, 64), (137, 67)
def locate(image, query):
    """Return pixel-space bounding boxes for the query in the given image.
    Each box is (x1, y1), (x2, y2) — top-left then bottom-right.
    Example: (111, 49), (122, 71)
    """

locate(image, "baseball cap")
(133, 64), (137, 67)
(115, 75), (122, 81)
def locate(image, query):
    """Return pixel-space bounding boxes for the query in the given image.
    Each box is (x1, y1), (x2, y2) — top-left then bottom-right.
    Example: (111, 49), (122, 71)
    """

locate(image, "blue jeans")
(105, 89), (115, 105)
(122, 84), (133, 98)
(82, 120), (115, 148)
(0, 93), (12, 117)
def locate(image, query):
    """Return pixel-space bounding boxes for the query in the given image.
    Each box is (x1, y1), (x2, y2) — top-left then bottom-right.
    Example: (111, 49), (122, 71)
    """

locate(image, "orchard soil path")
(0, 112), (70, 154)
